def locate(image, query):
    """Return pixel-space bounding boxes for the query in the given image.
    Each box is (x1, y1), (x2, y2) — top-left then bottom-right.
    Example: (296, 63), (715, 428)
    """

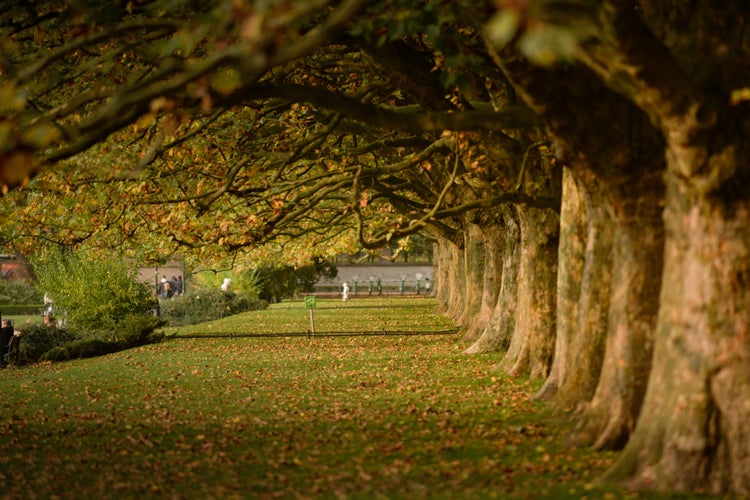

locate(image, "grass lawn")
(0, 297), (634, 499)
(2, 314), (43, 326)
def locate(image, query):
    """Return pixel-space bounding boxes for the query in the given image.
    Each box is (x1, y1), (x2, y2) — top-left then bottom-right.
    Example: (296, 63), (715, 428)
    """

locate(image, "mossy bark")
(465, 207), (519, 354)
(499, 204), (559, 379)
(460, 222), (489, 341)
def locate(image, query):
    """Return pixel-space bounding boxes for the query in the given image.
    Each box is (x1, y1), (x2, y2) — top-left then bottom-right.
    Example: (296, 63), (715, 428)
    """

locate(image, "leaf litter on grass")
(0, 298), (623, 499)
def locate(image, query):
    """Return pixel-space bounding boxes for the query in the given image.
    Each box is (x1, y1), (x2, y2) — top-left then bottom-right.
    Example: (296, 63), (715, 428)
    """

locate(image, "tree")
(1, 0), (553, 358)
(488, 0), (750, 493)
(4, 0), (750, 494)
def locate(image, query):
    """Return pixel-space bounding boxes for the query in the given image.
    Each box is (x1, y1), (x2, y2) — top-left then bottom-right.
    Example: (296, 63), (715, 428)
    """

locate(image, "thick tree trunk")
(459, 222), (486, 340)
(434, 238), (454, 314)
(444, 238), (465, 323)
(463, 219), (504, 343)
(465, 207), (519, 354)
(539, 171), (612, 406)
(499, 204), (559, 379)
(607, 166), (750, 493)
(568, 169), (664, 450)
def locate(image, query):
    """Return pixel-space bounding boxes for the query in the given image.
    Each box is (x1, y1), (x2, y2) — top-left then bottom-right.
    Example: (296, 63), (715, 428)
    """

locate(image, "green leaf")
(210, 68), (243, 96)
(518, 26), (579, 67)
(484, 9), (521, 48)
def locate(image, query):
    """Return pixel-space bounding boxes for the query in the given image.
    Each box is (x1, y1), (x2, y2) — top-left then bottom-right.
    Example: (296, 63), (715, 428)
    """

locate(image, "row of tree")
(1, 0), (749, 494)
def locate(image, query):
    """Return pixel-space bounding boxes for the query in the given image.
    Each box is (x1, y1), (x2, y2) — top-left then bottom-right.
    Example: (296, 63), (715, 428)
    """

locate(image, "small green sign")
(305, 295), (317, 309)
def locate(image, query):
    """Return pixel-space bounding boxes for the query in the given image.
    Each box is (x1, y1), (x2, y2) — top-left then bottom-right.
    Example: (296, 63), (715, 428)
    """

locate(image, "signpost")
(305, 295), (317, 336)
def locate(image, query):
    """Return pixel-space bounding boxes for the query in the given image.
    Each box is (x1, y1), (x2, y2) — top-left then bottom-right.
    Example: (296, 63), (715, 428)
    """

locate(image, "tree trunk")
(606, 163), (750, 493)
(434, 237), (454, 314)
(535, 168), (589, 400)
(444, 238), (465, 323)
(568, 168), (664, 450)
(465, 206), (519, 354)
(459, 222), (486, 340)
(499, 204), (559, 379)
(536, 170), (612, 409)
(463, 218), (504, 347)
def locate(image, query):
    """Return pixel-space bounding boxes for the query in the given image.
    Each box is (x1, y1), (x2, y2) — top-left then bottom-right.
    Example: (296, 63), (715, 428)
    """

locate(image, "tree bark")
(568, 168), (664, 450)
(434, 237), (454, 314)
(499, 203), (559, 378)
(545, 171), (612, 405)
(444, 237), (466, 323)
(463, 217), (504, 345)
(457, 222), (485, 339)
(465, 206), (520, 354)
(606, 164), (750, 493)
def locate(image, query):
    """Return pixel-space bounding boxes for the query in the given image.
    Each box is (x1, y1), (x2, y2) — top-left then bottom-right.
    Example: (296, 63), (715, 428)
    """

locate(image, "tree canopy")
(0, 0), (550, 268)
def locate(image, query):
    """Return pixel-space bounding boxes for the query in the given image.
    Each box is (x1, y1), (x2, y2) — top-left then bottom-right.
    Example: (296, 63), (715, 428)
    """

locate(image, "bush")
(32, 250), (157, 330)
(257, 258), (337, 302)
(15, 324), (80, 365)
(17, 315), (167, 365)
(116, 314), (166, 347)
(0, 304), (43, 315)
(0, 279), (42, 305)
(42, 336), (120, 362)
(159, 289), (267, 326)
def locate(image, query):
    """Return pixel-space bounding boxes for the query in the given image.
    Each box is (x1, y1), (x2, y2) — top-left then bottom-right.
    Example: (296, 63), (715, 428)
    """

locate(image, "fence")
(312, 277), (432, 296)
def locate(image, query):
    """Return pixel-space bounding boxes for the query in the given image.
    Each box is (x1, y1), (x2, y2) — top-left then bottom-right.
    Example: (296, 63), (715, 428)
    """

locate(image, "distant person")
(160, 281), (173, 299)
(342, 282), (349, 301)
(175, 276), (184, 295)
(169, 275), (182, 296)
(43, 293), (55, 324)
(221, 278), (232, 292)
(158, 275), (168, 296)
(0, 319), (14, 368)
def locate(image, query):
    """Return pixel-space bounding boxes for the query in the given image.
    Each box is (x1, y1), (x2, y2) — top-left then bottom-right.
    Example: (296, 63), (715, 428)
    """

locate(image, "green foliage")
(0, 304), (43, 315)
(257, 259), (338, 302)
(190, 268), (261, 298)
(14, 324), (79, 365)
(32, 249), (157, 330)
(116, 314), (167, 347)
(159, 289), (267, 326)
(257, 266), (297, 303)
(42, 336), (120, 362)
(19, 315), (166, 364)
(0, 279), (41, 304)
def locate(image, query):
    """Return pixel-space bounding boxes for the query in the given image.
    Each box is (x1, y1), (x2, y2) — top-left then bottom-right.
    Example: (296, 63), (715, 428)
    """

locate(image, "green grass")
(0, 297), (632, 499)
(2, 313), (43, 326)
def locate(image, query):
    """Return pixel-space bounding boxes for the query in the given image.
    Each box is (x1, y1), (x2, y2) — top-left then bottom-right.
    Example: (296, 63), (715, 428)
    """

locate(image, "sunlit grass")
(170, 296), (456, 337)
(0, 297), (627, 499)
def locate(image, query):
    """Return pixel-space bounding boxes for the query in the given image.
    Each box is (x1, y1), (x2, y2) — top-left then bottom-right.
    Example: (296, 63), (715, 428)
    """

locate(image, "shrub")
(257, 258), (337, 302)
(15, 324), (81, 365)
(116, 314), (166, 347)
(159, 289), (267, 326)
(32, 250), (157, 330)
(0, 279), (42, 305)
(19, 315), (167, 364)
(42, 336), (120, 362)
(0, 304), (43, 315)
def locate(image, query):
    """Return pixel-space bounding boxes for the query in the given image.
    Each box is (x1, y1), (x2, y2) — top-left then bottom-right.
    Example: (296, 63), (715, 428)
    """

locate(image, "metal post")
(154, 267), (160, 316)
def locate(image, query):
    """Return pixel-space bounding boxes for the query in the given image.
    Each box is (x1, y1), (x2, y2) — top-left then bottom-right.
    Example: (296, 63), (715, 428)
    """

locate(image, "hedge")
(0, 304), (44, 315)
